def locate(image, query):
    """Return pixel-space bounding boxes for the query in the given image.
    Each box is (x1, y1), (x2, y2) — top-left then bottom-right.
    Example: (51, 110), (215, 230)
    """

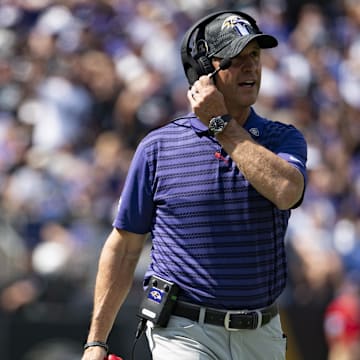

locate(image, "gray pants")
(146, 314), (286, 360)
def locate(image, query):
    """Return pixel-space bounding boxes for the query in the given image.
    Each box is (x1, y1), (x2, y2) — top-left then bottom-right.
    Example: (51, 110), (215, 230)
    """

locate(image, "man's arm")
(188, 75), (305, 210)
(82, 227), (148, 359)
(217, 124), (305, 210)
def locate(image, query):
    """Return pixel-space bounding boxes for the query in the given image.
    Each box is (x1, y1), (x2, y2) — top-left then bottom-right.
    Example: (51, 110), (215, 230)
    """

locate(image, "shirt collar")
(243, 108), (265, 139)
(189, 113), (210, 137)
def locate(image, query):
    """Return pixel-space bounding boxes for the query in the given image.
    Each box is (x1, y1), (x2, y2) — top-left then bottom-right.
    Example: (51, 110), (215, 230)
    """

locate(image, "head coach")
(82, 9), (307, 360)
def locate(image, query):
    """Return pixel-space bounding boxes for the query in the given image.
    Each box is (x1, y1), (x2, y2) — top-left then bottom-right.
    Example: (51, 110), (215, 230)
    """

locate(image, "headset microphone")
(208, 58), (232, 79)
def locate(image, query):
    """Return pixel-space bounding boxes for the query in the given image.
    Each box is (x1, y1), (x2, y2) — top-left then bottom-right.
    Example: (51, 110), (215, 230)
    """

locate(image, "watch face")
(209, 116), (226, 133)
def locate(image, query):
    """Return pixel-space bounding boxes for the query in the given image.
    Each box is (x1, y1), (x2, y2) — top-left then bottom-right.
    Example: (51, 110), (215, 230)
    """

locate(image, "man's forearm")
(87, 228), (147, 343)
(218, 123), (304, 210)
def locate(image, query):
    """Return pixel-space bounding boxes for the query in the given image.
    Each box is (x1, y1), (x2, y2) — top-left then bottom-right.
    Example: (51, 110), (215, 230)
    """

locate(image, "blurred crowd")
(0, 0), (360, 358)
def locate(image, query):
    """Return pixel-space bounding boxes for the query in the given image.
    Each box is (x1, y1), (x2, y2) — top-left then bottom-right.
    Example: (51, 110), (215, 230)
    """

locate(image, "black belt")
(173, 301), (278, 331)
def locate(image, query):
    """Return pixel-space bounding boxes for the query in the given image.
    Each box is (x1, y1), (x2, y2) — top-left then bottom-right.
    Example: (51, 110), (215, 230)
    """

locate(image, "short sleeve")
(112, 142), (154, 234)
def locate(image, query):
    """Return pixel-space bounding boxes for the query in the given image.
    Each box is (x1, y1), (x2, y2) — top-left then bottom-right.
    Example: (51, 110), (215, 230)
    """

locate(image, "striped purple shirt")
(113, 108), (307, 309)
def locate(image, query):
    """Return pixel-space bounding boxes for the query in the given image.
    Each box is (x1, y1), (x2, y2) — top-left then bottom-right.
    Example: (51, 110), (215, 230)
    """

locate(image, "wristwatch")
(208, 114), (232, 135)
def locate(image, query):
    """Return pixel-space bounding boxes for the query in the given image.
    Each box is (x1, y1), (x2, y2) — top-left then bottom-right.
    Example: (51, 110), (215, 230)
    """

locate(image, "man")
(82, 10), (307, 360)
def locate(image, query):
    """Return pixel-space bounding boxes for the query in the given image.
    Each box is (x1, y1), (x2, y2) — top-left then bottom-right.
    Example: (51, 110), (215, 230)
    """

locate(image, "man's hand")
(187, 75), (228, 126)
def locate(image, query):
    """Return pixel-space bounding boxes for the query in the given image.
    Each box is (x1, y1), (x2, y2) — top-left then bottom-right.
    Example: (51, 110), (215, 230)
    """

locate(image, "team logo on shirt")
(249, 127), (259, 136)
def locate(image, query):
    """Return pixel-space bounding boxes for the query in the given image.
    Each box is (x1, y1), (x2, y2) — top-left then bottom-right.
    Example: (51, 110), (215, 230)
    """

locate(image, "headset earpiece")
(181, 10), (261, 85)
(194, 54), (214, 77)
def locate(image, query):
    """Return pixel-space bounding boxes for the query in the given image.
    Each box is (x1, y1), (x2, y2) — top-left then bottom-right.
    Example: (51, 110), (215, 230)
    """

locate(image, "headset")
(180, 10), (262, 85)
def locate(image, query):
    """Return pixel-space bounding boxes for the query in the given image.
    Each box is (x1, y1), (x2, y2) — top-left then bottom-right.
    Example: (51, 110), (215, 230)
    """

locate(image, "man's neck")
(230, 107), (251, 127)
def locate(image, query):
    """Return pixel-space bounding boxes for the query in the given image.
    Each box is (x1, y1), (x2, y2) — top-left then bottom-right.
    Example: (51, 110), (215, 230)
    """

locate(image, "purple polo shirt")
(113, 108), (307, 309)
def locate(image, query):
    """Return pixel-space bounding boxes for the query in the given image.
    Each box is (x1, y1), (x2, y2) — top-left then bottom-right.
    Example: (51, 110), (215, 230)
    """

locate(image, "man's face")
(212, 40), (262, 113)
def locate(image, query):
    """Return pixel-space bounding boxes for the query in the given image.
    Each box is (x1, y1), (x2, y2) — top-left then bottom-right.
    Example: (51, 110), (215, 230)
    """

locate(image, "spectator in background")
(324, 276), (360, 360)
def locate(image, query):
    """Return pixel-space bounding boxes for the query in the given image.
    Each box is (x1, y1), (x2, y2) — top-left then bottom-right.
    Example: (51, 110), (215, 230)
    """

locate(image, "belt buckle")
(224, 310), (262, 331)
